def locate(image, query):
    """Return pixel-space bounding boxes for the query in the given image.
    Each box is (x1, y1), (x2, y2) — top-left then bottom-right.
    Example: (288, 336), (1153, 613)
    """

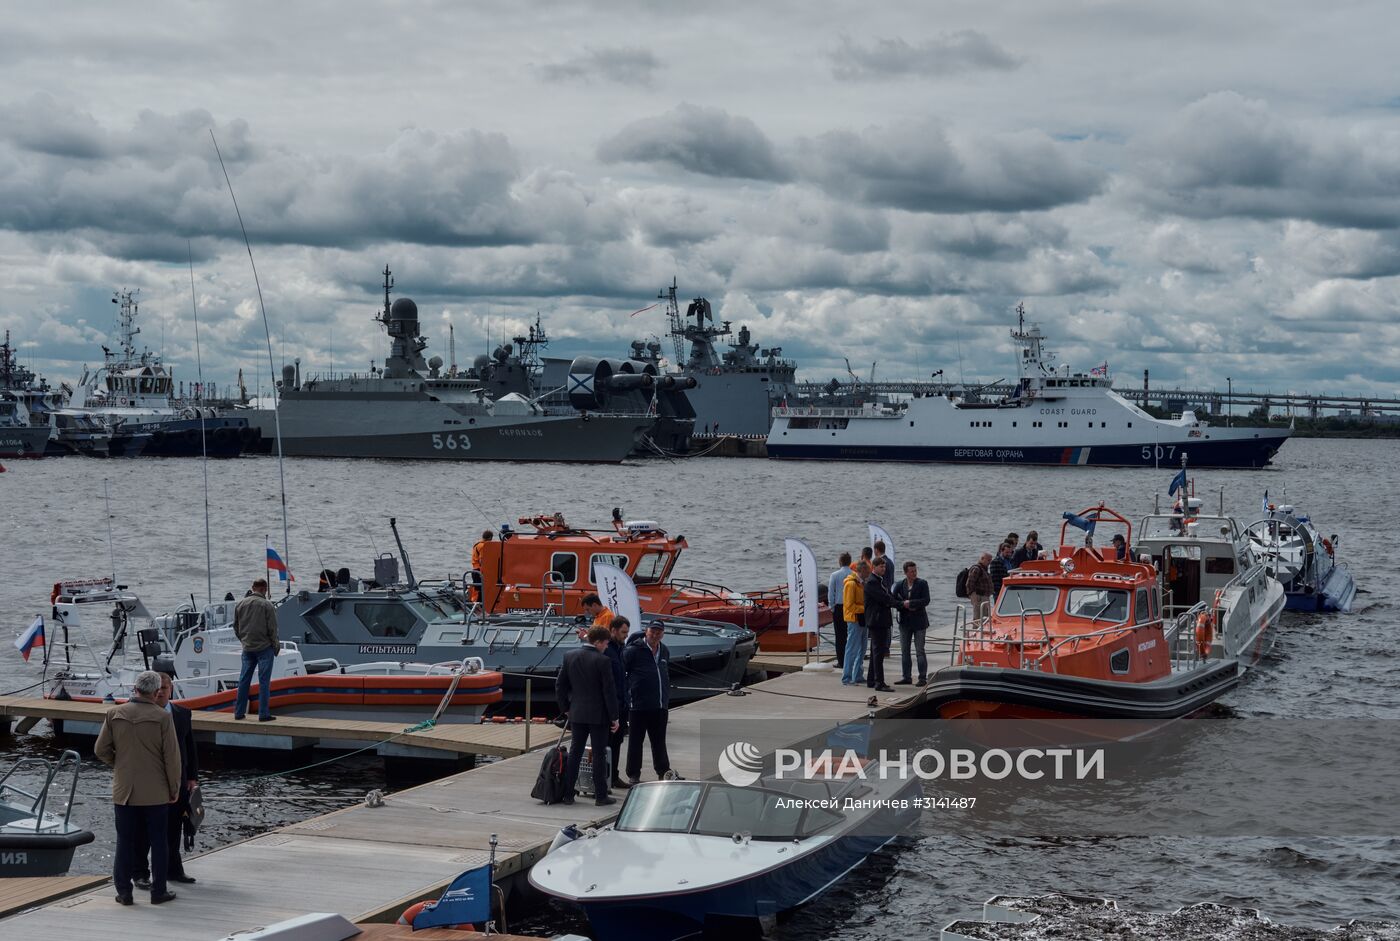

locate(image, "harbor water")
(0, 437), (1395, 936)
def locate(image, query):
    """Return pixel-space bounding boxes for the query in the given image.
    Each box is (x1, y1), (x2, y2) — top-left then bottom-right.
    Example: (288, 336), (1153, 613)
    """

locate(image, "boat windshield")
(1065, 588), (1129, 623)
(615, 782), (703, 832)
(996, 586), (1060, 618)
(616, 782), (843, 840)
(632, 551), (674, 585)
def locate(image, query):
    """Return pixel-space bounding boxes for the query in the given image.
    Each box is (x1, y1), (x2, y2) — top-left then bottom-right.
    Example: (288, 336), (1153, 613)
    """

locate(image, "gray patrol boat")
(250, 267), (654, 462)
(272, 522), (758, 711)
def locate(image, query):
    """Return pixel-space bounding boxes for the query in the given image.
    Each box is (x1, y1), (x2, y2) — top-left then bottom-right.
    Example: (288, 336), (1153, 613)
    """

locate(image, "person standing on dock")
(893, 561), (930, 686)
(863, 559), (897, 692)
(623, 620), (673, 785)
(557, 625), (620, 806)
(840, 560), (869, 685)
(95, 669), (181, 907)
(967, 553), (994, 622)
(827, 552), (852, 669)
(605, 616), (632, 791)
(233, 578), (279, 722)
(872, 541), (894, 590)
(133, 671), (199, 890)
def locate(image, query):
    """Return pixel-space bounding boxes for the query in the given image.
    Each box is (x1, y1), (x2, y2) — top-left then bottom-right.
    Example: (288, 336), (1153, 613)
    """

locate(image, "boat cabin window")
(353, 602), (417, 638)
(1204, 555), (1235, 575)
(548, 552), (578, 586)
(632, 551), (673, 585)
(589, 553), (629, 584)
(1109, 648), (1131, 674)
(996, 586), (1060, 618)
(616, 783), (703, 833)
(1065, 588), (1129, 623)
(1134, 588), (1151, 624)
(693, 785), (805, 839)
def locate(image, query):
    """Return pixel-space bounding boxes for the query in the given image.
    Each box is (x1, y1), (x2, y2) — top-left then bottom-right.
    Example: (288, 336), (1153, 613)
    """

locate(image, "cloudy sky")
(3, 0), (1398, 399)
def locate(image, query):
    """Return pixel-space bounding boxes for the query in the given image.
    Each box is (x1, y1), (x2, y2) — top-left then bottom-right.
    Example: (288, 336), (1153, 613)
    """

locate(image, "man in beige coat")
(95, 670), (181, 906)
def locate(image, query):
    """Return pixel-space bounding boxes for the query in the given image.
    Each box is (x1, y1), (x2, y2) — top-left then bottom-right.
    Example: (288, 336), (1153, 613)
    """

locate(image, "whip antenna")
(189, 242), (213, 605)
(210, 128), (292, 594)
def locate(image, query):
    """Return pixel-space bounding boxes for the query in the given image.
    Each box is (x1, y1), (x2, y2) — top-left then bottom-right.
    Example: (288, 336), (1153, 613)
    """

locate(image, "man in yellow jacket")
(840, 560), (870, 685)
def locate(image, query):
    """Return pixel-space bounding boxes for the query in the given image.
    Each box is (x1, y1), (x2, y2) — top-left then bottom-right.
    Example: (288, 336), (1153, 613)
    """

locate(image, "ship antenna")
(211, 128), (292, 594)
(188, 242), (213, 606)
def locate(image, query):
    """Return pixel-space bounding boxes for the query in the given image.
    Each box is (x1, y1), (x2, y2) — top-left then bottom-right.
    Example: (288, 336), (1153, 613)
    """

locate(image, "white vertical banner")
(868, 522), (895, 571)
(784, 538), (819, 634)
(593, 562), (644, 639)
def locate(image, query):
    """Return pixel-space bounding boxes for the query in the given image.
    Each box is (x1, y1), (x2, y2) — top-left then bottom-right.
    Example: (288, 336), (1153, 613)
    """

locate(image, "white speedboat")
(1132, 493), (1285, 667)
(530, 771), (920, 941)
(0, 750), (95, 876)
(1245, 502), (1356, 613)
(40, 578), (503, 723)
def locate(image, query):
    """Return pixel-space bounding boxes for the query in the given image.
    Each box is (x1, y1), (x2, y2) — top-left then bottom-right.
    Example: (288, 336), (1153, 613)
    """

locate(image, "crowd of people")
(828, 540), (931, 690)
(555, 607), (676, 807)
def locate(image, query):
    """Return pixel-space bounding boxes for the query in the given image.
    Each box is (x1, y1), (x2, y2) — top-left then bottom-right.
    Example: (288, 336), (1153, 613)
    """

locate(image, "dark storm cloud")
(537, 47), (665, 87)
(0, 102), (628, 256)
(829, 32), (1023, 81)
(1132, 92), (1400, 229)
(597, 103), (792, 182)
(797, 120), (1105, 213)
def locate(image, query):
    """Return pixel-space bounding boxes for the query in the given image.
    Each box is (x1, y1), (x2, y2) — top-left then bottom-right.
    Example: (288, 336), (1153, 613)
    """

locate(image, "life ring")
(397, 900), (476, 930)
(1194, 610), (1215, 659)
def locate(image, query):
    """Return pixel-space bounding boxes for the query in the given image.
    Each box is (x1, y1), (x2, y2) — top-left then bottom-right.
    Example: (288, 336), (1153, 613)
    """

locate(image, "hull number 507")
(432, 433), (472, 451)
(1141, 444), (1176, 461)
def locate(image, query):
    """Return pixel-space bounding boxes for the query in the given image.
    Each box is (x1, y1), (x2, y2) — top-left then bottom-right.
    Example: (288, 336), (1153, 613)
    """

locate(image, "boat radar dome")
(390, 297), (418, 321)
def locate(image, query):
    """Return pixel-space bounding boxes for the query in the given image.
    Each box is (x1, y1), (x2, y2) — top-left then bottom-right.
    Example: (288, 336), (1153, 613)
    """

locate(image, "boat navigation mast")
(659, 277), (684, 368)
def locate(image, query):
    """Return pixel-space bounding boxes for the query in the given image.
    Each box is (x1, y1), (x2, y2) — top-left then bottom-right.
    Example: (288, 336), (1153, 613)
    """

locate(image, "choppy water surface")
(0, 437), (1394, 935)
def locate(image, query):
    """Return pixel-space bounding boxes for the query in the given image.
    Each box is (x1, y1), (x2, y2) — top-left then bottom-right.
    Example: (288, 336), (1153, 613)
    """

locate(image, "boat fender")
(1194, 610), (1215, 659)
(1322, 538), (1334, 557)
(51, 581), (63, 604)
(397, 900), (476, 931)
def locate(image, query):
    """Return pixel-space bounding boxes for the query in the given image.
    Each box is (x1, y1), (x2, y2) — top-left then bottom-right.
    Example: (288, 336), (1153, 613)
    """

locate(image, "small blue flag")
(1168, 468), (1187, 496)
(413, 864), (492, 930)
(1062, 511), (1096, 535)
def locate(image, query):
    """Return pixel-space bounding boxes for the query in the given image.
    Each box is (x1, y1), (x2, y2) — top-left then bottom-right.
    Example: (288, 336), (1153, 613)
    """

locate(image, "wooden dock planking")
(0, 696), (538, 758)
(3, 633), (954, 940)
(0, 875), (108, 918)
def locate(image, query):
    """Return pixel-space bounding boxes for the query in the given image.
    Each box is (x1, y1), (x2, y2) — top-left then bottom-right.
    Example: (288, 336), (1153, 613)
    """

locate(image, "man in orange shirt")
(580, 594), (614, 640)
(469, 530), (494, 602)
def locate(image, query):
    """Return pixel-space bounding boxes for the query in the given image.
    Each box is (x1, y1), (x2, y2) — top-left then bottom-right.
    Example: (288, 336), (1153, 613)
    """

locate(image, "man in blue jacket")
(622, 620), (672, 784)
(604, 616), (631, 791)
(893, 561), (930, 685)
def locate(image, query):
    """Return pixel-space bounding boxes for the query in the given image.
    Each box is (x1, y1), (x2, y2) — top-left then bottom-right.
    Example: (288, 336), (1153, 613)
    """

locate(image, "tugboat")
(38, 578), (503, 725)
(0, 751), (95, 876)
(474, 509), (826, 651)
(273, 522), (757, 709)
(1245, 499), (1357, 612)
(531, 768), (919, 941)
(927, 506), (1242, 724)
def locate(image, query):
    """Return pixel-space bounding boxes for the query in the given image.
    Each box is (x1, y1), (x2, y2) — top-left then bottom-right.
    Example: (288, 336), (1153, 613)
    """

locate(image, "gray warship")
(271, 526), (757, 711)
(655, 279), (796, 437)
(249, 268), (654, 462)
(0, 331), (54, 458)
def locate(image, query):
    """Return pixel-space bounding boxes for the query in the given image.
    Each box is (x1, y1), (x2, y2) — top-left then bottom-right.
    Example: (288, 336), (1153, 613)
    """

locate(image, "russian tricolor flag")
(266, 541), (292, 582)
(14, 616), (44, 662)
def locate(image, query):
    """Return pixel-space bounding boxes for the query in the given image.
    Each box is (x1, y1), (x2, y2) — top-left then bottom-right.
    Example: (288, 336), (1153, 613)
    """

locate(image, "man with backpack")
(965, 553), (994, 622)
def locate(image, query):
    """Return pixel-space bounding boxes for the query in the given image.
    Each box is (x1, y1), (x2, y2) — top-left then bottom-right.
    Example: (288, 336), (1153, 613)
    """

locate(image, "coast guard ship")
(767, 307), (1290, 468)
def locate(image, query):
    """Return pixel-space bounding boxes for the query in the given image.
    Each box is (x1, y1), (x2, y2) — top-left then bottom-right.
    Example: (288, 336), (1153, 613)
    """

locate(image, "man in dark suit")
(135, 670), (199, 888)
(556, 625), (620, 807)
(863, 558), (897, 692)
(893, 560), (931, 686)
